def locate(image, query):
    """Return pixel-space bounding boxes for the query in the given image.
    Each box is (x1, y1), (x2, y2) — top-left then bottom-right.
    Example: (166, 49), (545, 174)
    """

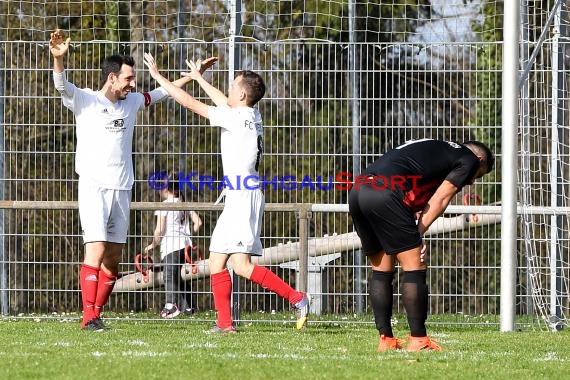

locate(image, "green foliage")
(104, 1), (119, 42)
(242, 0), (345, 41)
(465, 2), (503, 264)
(0, 317), (568, 380)
(470, 1), (503, 203)
(242, 1), (430, 42)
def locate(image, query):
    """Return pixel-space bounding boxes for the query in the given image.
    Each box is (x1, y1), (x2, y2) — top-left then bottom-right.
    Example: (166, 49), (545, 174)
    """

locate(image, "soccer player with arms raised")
(49, 29), (216, 331)
(143, 53), (311, 332)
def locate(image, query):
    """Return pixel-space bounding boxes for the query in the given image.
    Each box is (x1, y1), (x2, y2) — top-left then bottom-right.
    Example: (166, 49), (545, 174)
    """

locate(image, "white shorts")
(209, 189), (264, 256)
(78, 178), (131, 244)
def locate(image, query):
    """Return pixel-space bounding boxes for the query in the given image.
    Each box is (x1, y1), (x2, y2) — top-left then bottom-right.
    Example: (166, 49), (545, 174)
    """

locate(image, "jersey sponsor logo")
(106, 118), (126, 132)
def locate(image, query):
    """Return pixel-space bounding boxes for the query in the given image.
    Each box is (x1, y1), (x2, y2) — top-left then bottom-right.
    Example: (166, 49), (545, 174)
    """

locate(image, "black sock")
(402, 270), (428, 337)
(369, 270), (395, 337)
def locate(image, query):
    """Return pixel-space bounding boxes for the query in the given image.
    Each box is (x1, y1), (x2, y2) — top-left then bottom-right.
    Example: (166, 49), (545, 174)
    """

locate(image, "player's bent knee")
(400, 263), (428, 272)
(231, 264), (255, 279)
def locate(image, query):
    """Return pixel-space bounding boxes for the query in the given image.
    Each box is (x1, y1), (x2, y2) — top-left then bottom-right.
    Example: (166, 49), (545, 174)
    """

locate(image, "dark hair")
(162, 171), (187, 223)
(236, 70), (265, 106)
(101, 54), (135, 81)
(463, 140), (495, 173)
(166, 171), (185, 201)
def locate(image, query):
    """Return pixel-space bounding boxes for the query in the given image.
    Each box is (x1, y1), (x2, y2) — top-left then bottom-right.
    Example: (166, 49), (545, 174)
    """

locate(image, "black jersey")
(362, 139), (480, 212)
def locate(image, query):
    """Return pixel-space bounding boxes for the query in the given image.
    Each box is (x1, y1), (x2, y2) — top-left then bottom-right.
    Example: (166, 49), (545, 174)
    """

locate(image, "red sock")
(79, 264), (99, 326)
(250, 265), (304, 305)
(94, 270), (117, 318)
(211, 270), (233, 328)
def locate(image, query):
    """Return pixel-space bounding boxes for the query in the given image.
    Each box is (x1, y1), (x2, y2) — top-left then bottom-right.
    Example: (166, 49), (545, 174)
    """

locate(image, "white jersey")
(53, 70), (168, 189)
(155, 198), (192, 259)
(208, 105), (263, 189)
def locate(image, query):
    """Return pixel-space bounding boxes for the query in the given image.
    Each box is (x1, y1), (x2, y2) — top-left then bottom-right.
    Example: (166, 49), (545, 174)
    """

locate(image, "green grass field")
(1, 313), (568, 380)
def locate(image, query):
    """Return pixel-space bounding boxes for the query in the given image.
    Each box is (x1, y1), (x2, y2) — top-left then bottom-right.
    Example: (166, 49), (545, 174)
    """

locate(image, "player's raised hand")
(199, 56), (218, 73)
(49, 29), (71, 58)
(142, 52), (161, 79)
(182, 58), (206, 80)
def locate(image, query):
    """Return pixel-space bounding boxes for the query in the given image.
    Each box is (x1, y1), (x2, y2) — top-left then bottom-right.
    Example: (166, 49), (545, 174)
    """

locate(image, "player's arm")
(49, 29), (70, 74)
(49, 29), (76, 98)
(143, 52), (209, 118)
(416, 180), (459, 236)
(143, 57), (218, 108)
(184, 59), (227, 106)
(189, 211), (202, 233)
(144, 215), (167, 253)
(144, 76), (202, 107)
(172, 57), (218, 88)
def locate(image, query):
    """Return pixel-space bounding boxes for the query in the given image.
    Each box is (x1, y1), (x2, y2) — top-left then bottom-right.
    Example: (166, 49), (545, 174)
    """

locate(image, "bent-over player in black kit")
(348, 139), (494, 352)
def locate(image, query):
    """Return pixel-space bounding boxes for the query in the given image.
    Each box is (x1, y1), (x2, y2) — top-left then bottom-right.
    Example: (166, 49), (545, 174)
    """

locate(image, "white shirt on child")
(155, 197), (192, 259)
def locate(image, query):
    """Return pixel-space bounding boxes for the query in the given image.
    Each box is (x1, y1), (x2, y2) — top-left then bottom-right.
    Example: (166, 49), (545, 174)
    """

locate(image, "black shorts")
(348, 181), (422, 255)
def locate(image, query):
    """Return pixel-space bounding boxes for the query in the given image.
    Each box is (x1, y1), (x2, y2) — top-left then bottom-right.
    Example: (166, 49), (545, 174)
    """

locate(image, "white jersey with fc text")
(208, 105), (263, 189)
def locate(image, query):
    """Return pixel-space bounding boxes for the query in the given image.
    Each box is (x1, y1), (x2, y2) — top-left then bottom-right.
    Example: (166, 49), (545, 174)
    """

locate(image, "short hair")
(236, 70), (265, 106)
(463, 140), (495, 173)
(101, 54), (135, 80)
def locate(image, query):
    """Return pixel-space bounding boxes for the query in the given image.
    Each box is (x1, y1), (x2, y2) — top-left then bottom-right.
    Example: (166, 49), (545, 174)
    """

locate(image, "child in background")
(145, 173), (202, 318)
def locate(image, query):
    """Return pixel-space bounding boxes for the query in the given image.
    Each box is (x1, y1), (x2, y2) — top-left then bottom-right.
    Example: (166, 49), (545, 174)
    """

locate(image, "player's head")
(101, 54), (136, 100)
(463, 140), (495, 178)
(228, 70), (265, 107)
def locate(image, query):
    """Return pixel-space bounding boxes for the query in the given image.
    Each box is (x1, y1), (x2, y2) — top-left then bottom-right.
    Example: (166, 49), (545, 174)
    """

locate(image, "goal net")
(519, 0), (570, 331)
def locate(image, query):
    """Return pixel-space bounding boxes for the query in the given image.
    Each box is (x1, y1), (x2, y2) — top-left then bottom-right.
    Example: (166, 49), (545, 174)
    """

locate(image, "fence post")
(0, 42), (6, 315)
(224, 0), (241, 324)
(500, 0), (520, 332)
(297, 204), (312, 292)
